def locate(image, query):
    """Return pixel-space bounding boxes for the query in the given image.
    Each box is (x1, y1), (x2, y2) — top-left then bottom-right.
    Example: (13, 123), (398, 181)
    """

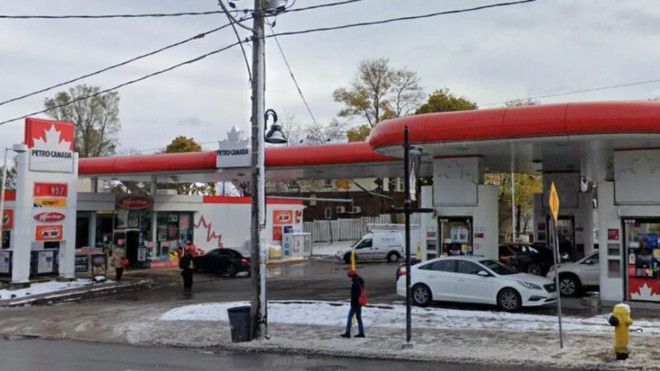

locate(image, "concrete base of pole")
(401, 342), (415, 350)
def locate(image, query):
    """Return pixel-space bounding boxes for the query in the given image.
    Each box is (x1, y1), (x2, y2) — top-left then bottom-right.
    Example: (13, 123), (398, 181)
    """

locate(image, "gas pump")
(438, 217), (474, 256)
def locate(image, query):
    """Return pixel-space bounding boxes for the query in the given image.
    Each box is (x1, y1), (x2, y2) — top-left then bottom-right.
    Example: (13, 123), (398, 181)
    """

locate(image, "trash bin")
(227, 306), (252, 342)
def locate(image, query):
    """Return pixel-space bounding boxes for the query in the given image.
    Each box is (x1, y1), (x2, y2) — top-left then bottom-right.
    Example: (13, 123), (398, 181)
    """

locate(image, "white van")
(336, 232), (404, 263)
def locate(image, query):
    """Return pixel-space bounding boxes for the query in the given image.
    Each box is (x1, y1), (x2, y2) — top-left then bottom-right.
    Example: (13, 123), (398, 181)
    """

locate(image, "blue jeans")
(345, 306), (364, 335)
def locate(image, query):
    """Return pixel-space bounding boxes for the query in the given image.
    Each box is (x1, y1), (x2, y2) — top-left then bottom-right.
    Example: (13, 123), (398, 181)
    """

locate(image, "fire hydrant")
(607, 303), (633, 360)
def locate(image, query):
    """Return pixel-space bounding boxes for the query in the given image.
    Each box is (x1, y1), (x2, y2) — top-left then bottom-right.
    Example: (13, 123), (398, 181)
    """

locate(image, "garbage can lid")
(227, 305), (251, 313)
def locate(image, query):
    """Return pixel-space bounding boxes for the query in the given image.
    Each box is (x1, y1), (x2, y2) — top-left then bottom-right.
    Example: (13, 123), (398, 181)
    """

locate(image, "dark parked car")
(193, 248), (250, 277)
(499, 243), (556, 276)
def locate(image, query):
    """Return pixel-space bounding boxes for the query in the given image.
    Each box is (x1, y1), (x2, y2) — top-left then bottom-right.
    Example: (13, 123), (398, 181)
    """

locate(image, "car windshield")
(351, 238), (362, 248)
(479, 259), (517, 275)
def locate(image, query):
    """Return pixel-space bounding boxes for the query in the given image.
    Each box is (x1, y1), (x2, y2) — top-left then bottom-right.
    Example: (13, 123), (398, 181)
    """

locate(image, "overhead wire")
(0, 0), (366, 108)
(0, 10), (225, 19)
(270, 0), (538, 39)
(0, 41), (242, 127)
(219, 1), (253, 81)
(283, 0), (364, 14)
(481, 78), (660, 107)
(0, 0), (362, 20)
(0, 0), (536, 127)
(267, 20), (318, 126)
(0, 19), (252, 108)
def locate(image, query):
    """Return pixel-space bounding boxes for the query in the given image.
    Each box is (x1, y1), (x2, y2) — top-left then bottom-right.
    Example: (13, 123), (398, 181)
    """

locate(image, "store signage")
(2, 209), (13, 230)
(216, 137), (251, 168)
(34, 198), (68, 208)
(34, 212), (66, 223)
(25, 118), (75, 173)
(116, 195), (153, 210)
(273, 210), (293, 225)
(34, 182), (68, 197)
(35, 225), (63, 241)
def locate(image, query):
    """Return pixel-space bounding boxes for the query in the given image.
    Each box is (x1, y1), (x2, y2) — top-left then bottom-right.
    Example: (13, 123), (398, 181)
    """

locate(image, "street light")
(265, 109), (287, 144)
(0, 144), (28, 250)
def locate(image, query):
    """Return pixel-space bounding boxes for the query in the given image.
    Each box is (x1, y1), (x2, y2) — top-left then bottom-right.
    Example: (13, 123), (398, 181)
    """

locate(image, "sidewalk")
(137, 300), (660, 370)
(0, 277), (153, 308)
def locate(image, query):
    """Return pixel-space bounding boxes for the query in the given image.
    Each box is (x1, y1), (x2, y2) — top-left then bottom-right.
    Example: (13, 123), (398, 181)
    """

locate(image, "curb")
(266, 257), (307, 265)
(0, 279), (154, 308)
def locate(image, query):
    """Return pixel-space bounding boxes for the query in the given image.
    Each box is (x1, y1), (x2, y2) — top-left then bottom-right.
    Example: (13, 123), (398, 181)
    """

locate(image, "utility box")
(282, 233), (311, 258)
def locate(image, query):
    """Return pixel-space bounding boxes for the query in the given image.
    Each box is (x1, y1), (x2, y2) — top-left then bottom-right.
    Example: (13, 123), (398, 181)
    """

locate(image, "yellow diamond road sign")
(549, 182), (560, 222)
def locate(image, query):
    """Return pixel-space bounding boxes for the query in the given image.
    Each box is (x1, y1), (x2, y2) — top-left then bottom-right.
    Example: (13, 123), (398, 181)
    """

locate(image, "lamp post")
(398, 126), (429, 349)
(0, 144), (27, 250)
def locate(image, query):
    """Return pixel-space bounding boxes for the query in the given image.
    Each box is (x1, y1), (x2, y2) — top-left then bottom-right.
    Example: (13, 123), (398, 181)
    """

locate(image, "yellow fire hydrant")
(607, 303), (633, 360)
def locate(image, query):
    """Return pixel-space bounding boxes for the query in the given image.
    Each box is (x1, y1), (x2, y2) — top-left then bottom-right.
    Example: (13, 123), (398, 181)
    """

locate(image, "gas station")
(2, 100), (660, 304)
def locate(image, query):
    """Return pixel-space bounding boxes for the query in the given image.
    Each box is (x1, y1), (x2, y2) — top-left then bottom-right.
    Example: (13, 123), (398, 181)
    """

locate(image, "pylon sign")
(549, 182), (560, 222)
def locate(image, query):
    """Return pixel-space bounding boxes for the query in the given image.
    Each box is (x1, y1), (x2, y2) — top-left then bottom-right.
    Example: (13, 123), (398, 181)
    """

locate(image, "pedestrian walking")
(110, 247), (126, 281)
(340, 269), (366, 338)
(179, 247), (195, 291)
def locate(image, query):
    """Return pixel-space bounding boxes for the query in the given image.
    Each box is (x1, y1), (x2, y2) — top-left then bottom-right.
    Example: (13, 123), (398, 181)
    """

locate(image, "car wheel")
(527, 263), (542, 276)
(343, 252), (353, 264)
(559, 274), (581, 297)
(226, 264), (238, 277)
(411, 284), (432, 307)
(497, 288), (522, 312)
(387, 252), (401, 263)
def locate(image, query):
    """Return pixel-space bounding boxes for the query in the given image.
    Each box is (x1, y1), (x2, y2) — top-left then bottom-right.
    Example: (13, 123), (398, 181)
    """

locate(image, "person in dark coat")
(179, 247), (195, 291)
(340, 269), (365, 338)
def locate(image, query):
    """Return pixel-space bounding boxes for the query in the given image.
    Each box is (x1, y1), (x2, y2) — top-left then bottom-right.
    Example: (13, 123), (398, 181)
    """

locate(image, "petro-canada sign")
(25, 118), (75, 173)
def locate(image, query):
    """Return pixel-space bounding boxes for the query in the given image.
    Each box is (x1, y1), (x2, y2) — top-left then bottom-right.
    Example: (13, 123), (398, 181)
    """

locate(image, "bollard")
(607, 303), (633, 361)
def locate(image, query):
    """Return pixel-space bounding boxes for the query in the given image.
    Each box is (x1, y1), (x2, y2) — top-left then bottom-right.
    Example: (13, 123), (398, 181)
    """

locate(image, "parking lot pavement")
(5, 257), (660, 320)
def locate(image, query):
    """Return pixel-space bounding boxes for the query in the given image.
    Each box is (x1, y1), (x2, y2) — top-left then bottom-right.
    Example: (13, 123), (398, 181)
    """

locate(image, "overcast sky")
(1, 0), (660, 158)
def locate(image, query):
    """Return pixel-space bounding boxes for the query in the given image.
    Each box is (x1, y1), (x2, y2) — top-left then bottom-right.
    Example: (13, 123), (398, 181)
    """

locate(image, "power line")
(283, 0), (364, 14)
(0, 20), (250, 108)
(271, 0), (538, 38)
(0, 10), (225, 19)
(0, 1), (363, 20)
(0, 41), (242, 127)
(481, 78), (660, 107)
(0, 0), (536, 126)
(219, 1), (253, 81)
(267, 21), (318, 126)
(0, 1), (365, 108)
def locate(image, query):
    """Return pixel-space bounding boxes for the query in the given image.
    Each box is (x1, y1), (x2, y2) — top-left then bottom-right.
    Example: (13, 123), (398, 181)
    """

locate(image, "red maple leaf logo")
(194, 216), (224, 248)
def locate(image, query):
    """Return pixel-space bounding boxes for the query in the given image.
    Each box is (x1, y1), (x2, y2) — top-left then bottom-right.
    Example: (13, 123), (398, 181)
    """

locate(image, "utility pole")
(250, 0), (267, 340)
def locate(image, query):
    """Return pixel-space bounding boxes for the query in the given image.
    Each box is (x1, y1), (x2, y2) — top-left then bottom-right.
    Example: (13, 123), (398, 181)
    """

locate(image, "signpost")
(549, 182), (564, 349)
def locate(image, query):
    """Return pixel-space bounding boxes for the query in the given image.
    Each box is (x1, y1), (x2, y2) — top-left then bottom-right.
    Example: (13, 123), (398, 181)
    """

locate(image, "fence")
(303, 214), (420, 243)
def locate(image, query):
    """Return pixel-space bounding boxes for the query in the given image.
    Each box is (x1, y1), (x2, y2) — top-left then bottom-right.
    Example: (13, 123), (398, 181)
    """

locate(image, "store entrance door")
(114, 229), (141, 267)
(437, 217), (473, 256)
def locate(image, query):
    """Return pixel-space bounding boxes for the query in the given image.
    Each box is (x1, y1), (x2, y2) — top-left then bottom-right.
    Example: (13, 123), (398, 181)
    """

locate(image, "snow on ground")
(0, 279), (94, 300)
(311, 241), (355, 257)
(149, 300), (660, 370)
(160, 300), (659, 337)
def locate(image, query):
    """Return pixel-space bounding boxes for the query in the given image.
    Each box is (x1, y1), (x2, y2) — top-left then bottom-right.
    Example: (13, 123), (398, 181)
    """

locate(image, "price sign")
(34, 183), (68, 198)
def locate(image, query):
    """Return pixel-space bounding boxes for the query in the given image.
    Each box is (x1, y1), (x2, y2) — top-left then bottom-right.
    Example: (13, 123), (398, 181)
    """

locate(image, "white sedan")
(396, 256), (558, 312)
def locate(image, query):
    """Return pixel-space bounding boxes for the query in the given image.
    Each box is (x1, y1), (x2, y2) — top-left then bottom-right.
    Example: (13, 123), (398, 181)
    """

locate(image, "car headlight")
(517, 281), (542, 290)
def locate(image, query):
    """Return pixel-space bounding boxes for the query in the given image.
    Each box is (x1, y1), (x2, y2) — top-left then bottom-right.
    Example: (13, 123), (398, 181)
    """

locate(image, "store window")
(623, 219), (660, 302)
(155, 212), (194, 260)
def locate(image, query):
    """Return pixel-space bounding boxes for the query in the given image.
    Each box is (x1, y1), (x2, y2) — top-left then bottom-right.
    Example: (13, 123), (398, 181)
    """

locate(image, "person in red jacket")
(340, 269), (365, 338)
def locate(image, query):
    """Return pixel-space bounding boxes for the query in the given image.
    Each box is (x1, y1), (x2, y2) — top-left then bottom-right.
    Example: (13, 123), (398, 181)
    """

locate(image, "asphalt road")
(114, 258), (605, 317)
(0, 338), (556, 371)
